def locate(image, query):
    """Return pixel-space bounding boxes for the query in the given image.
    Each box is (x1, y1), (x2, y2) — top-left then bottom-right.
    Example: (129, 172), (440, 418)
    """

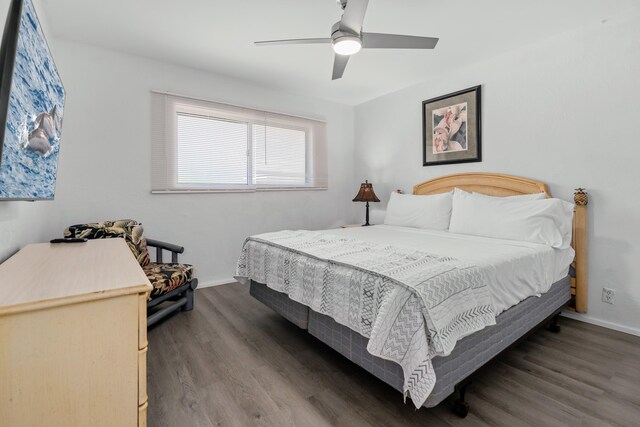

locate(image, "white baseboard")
(197, 277), (237, 289)
(561, 311), (640, 337)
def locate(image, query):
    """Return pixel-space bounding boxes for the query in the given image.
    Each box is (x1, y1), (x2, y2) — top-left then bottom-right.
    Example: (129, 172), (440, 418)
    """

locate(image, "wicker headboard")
(412, 173), (587, 313)
(413, 173), (550, 197)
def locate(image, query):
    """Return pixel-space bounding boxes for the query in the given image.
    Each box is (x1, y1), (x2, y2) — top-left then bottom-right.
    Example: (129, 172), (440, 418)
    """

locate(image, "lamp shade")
(352, 180), (380, 203)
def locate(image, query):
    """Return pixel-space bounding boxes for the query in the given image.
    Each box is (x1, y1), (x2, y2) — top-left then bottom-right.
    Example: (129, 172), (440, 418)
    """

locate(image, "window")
(151, 92), (327, 192)
(177, 114), (248, 186)
(252, 124), (308, 186)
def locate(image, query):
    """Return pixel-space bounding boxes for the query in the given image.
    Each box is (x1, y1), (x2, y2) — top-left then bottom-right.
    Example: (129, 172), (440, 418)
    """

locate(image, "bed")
(236, 173), (588, 417)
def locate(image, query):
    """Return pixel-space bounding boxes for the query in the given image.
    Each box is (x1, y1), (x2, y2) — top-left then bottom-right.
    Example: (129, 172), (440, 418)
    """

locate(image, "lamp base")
(362, 201), (372, 226)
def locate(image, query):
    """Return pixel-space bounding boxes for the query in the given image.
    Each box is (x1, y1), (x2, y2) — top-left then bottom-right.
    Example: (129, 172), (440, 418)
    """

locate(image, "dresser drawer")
(139, 293), (148, 349)
(0, 294), (140, 426)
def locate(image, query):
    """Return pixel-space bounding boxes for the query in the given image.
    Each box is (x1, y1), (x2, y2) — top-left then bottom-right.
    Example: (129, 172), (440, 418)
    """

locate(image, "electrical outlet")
(602, 287), (615, 304)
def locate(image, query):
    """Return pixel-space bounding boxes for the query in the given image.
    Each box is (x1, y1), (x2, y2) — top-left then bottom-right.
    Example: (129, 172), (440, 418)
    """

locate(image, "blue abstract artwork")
(0, 0), (65, 200)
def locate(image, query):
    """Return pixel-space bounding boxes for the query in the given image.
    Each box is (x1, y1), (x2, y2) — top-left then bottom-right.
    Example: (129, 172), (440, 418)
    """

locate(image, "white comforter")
(325, 225), (574, 314)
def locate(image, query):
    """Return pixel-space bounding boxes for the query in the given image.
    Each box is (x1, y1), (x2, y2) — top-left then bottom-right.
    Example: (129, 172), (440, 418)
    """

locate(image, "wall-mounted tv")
(0, 0), (65, 201)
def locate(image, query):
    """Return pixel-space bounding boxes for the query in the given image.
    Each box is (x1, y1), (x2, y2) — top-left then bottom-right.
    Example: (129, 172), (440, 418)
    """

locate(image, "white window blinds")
(151, 92), (328, 192)
(252, 124), (306, 186)
(177, 114), (248, 186)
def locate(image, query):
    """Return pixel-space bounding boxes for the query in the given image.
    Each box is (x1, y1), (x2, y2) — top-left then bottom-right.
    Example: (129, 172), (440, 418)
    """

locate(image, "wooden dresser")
(0, 238), (152, 427)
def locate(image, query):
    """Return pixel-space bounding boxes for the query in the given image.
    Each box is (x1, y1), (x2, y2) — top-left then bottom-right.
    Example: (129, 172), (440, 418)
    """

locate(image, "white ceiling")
(41, 0), (637, 105)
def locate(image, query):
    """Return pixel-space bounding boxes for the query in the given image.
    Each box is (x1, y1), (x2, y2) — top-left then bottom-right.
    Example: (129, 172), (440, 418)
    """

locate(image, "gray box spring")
(249, 276), (570, 408)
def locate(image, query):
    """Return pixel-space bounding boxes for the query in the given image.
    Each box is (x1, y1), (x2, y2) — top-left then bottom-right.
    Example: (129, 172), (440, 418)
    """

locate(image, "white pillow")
(472, 191), (547, 201)
(384, 191), (453, 231)
(449, 189), (574, 248)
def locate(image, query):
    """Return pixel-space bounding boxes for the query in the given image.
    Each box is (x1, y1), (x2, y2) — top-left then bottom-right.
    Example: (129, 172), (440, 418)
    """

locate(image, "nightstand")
(340, 224), (364, 228)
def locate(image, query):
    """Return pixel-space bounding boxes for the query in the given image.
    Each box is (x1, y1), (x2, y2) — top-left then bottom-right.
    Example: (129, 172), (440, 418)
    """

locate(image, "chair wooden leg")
(183, 288), (194, 311)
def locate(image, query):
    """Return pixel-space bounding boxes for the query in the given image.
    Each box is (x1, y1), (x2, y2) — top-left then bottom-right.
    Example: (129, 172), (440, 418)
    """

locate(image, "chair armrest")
(146, 238), (184, 253)
(146, 238), (184, 263)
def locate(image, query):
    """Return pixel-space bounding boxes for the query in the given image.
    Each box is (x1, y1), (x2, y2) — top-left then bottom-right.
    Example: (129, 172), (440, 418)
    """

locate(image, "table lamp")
(352, 180), (380, 226)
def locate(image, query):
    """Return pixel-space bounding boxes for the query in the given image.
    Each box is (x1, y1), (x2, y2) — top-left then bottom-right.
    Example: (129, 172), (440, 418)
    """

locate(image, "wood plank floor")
(147, 283), (640, 427)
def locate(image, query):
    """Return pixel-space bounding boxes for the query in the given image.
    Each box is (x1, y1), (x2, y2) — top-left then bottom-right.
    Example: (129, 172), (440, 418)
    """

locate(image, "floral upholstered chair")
(64, 219), (198, 327)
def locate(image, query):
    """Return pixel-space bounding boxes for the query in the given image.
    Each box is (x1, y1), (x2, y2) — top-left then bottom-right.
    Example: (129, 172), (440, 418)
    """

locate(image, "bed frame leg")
(452, 381), (470, 418)
(548, 313), (561, 333)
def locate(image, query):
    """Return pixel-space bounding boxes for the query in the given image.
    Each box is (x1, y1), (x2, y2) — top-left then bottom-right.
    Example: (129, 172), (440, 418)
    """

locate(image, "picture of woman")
(432, 102), (467, 154)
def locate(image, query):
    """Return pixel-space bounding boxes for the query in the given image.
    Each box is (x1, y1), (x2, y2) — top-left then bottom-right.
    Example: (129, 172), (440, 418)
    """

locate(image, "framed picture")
(422, 85), (481, 167)
(0, 0), (65, 200)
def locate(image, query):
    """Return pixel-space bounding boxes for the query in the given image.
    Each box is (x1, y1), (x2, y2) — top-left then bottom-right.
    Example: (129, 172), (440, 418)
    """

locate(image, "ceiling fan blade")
(362, 33), (439, 49)
(254, 38), (332, 46)
(339, 0), (369, 34)
(332, 54), (350, 80)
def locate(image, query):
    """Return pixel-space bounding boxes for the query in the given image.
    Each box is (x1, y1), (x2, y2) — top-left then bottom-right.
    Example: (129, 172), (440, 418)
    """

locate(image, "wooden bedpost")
(572, 188), (588, 313)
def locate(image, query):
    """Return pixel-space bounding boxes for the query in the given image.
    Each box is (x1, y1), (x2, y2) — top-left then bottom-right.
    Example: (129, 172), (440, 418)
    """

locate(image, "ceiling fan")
(255, 0), (439, 80)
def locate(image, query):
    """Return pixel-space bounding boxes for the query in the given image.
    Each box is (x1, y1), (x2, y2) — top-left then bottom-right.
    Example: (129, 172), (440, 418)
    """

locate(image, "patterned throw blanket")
(235, 230), (496, 407)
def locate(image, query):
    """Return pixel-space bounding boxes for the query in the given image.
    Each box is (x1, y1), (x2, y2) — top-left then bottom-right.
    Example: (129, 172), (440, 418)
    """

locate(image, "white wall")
(354, 14), (640, 334)
(1, 36), (356, 284)
(2, 1), (637, 336)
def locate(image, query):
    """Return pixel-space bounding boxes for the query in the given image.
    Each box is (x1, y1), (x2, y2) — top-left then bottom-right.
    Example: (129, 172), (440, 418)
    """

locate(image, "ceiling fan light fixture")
(256, 0), (439, 80)
(332, 36), (362, 55)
